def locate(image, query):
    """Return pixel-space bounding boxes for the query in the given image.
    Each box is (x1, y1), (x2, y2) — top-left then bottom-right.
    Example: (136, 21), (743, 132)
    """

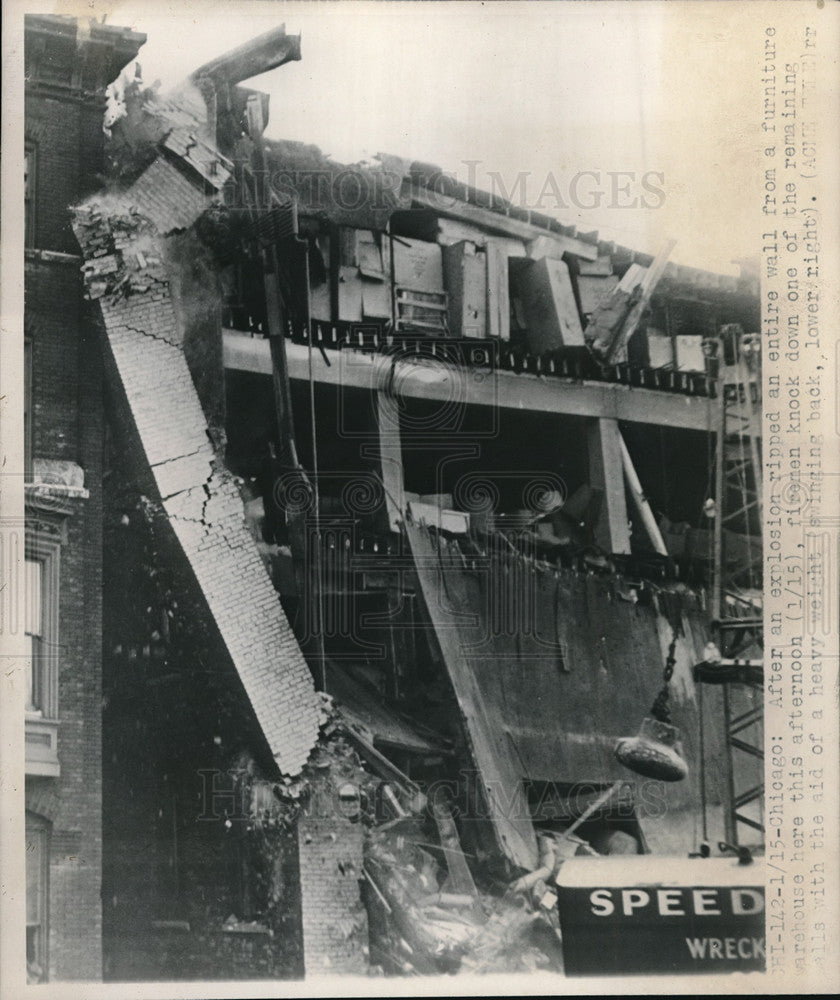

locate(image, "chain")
(650, 634), (677, 724)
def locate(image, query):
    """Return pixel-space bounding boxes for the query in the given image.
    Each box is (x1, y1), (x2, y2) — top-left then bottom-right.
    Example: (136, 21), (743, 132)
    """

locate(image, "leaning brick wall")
(73, 151), (321, 777)
(297, 779), (368, 975)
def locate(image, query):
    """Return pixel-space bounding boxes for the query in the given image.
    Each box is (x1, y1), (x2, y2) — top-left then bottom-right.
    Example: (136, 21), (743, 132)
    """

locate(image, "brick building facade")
(23, 15), (368, 981)
(23, 14), (145, 982)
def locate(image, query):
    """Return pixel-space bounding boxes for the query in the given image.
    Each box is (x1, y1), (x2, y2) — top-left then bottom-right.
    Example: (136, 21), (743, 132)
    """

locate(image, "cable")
(698, 680), (708, 842)
(302, 237), (327, 693)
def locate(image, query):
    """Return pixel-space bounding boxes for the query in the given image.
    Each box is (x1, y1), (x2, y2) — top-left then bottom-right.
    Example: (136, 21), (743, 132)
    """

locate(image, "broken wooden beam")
(589, 239), (676, 363)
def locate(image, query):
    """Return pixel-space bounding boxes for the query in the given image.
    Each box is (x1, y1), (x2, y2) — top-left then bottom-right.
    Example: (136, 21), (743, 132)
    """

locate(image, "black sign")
(557, 882), (765, 976)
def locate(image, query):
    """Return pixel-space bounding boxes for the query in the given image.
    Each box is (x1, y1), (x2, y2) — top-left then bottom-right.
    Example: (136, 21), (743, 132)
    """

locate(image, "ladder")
(718, 326), (763, 593)
(698, 326), (764, 847)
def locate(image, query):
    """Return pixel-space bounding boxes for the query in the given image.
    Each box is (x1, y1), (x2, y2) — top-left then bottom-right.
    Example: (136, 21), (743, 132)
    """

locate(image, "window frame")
(24, 141), (37, 249)
(24, 530), (61, 777)
(25, 811), (50, 983)
(24, 535), (59, 720)
(24, 339), (33, 481)
(24, 558), (43, 712)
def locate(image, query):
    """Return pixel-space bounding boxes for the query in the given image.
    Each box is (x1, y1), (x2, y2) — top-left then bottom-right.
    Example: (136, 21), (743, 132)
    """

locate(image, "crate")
(675, 334), (706, 372)
(515, 256), (585, 353)
(629, 326), (674, 369)
(442, 241), (488, 339)
(395, 288), (448, 334)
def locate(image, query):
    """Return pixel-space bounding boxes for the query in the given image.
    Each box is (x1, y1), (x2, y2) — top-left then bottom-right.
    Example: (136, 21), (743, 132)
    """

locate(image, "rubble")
(364, 818), (561, 976)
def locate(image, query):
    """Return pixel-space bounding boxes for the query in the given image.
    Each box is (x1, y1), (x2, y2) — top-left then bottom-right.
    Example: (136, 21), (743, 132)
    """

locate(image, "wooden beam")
(586, 418), (630, 554)
(615, 239), (676, 352)
(600, 239), (676, 363)
(190, 24), (300, 85)
(618, 432), (669, 556)
(376, 390), (406, 532)
(223, 331), (715, 432)
(410, 187), (599, 260)
(263, 260), (302, 469)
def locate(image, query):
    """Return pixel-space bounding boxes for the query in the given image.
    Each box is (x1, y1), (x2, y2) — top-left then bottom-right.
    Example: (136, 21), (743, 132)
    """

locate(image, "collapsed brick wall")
(297, 775), (368, 975)
(71, 96), (377, 978)
(72, 144), (321, 777)
(100, 439), (306, 982)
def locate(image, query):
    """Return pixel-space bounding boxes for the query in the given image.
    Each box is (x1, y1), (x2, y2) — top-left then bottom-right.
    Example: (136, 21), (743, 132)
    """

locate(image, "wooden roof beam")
(190, 23), (301, 85)
(409, 186), (600, 260)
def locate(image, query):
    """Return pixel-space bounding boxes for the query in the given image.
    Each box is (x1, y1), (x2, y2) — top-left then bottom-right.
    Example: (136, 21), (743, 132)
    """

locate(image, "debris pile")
(364, 818), (562, 976)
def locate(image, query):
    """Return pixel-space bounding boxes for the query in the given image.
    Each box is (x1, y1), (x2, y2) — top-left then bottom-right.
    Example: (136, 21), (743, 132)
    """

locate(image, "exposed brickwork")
(99, 449), (305, 980)
(23, 15), (143, 981)
(298, 779), (368, 975)
(24, 290), (105, 981)
(72, 145), (320, 777)
(127, 157), (212, 233)
(25, 263), (84, 462)
(25, 93), (101, 254)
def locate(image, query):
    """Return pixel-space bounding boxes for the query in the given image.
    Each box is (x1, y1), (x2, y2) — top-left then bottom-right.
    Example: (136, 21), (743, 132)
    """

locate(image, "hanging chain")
(650, 632), (678, 724)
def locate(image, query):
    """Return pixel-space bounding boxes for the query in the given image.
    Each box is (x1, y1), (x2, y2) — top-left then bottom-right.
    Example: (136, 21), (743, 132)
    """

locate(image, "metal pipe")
(618, 433), (669, 556)
(509, 835), (557, 893)
(562, 780), (624, 842)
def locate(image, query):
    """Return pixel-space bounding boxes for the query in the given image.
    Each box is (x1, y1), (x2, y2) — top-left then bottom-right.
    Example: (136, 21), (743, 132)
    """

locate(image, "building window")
(24, 537), (59, 718)
(24, 340), (33, 481)
(24, 531), (61, 775)
(25, 143), (37, 248)
(26, 812), (50, 983)
(25, 559), (43, 712)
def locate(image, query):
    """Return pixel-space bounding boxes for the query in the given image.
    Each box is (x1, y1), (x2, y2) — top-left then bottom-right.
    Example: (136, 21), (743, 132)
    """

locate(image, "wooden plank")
(411, 186), (599, 260)
(619, 433), (669, 556)
(586, 418), (630, 554)
(608, 240), (676, 362)
(376, 391), (405, 532)
(583, 263), (646, 356)
(442, 241), (487, 339)
(486, 241), (510, 341)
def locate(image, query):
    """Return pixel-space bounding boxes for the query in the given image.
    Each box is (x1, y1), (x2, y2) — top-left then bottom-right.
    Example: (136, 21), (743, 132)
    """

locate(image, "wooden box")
(516, 256), (585, 353)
